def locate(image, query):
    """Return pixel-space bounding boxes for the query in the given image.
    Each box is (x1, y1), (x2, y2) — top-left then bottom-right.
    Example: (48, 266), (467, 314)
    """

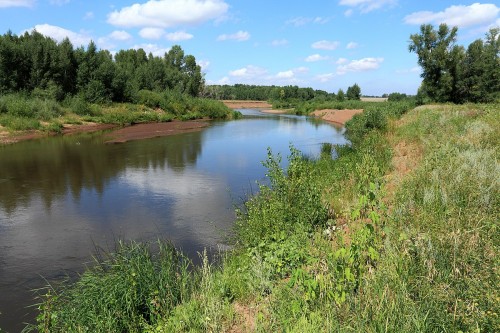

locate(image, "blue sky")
(0, 1), (499, 95)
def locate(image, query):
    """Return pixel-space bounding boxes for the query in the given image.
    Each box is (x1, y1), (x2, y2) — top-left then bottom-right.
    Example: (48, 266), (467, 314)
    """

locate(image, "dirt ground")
(0, 123), (117, 145)
(310, 109), (364, 125)
(0, 120), (209, 145)
(104, 120), (209, 143)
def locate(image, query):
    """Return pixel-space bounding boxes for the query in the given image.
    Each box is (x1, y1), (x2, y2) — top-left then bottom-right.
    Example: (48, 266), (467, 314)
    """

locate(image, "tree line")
(203, 83), (362, 103)
(0, 30), (203, 103)
(410, 24), (499, 104)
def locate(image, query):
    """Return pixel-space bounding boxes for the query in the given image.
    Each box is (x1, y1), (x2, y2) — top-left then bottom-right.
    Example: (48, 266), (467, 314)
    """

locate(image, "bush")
(134, 90), (165, 109)
(0, 114), (41, 130)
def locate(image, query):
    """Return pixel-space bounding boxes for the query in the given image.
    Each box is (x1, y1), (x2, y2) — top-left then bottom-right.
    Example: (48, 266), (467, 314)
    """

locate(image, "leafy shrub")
(0, 114), (41, 130)
(134, 90), (165, 109)
(35, 99), (65, 120)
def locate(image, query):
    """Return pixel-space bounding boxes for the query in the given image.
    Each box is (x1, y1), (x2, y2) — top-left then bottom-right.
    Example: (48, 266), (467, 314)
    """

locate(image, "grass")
(0, 91), (236, 135)
(27, 241), (196, 333)
(23, 102), (499, 332)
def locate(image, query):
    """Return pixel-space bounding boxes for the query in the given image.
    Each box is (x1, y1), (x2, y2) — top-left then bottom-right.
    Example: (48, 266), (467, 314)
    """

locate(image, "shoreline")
(309, 109), (364, 126)
(0, 120), (210, 145)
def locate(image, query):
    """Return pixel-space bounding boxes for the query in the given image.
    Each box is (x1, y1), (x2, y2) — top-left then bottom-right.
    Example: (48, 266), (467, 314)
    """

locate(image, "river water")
(0, 109), (346, 331)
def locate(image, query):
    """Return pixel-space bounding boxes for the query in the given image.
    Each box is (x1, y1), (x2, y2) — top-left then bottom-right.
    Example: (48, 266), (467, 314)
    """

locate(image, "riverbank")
(0, 93), (237, 146)
(23, 102), (499, 332)
(0, 120), (211, 145)
(310, 108), (364, 125)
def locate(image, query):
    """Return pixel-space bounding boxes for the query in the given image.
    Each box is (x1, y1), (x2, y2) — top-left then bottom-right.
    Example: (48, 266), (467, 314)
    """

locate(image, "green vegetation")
(202, 83), (364, 110)
(26, 100), (498, 332)
(0, 92), (237, 133)
(410, 24), (499, 103)
(0, 31), (235, 134)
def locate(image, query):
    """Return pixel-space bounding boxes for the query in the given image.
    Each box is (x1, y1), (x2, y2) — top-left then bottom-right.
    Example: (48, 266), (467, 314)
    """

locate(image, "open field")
(222, 100), (273, 109)
(361, 97), (388, 102)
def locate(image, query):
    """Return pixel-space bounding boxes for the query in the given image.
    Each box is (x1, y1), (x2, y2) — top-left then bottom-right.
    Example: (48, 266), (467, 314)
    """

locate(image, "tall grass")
(26, 240), (196, 333)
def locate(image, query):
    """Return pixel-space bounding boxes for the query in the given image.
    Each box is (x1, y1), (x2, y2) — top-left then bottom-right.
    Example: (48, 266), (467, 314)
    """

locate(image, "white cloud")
(229, 65), (267, 79)
(0, 0), (34, 8)
(339, 0), (397, 14)
(97, 31), (132, 50)
(50, 0), (70, 5)
(314, 17), (330, 24)
(346, 42), (358, 49)
(337, 57), (384, 74)
(305, 54), (329, 62)
(198, 60), (210, 71)
(286, 17), (310, 27)
(272, 67), (308, 83)
(312, 40), (340, 50)
(344, 9), (354, 17)
(286, 16), (329, 26)
(294, 66), (309, 74)
(217, 30), (250, 42)
(139, 27), (165, 39)
(108, 0), (229, 28)
(26, 24), (91, 47)
(132, 43), (170, 57)
(276, 70), (294, 79)
(109, 30), (132, 41)
(336, 58), (349, 65)
(396, 66), (420, 74)
(83, 11), (94, 20)
(215, 76), (231, 85)
(166, 31), (193, 41)
(404, 3), (499, 28)
(315, 73), (335, 83)
(271, 39), (288, 46)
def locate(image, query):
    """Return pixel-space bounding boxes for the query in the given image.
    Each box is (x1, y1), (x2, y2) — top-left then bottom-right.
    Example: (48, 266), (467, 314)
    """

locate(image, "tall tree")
(482, 28), (500, 102)
(337, 88), (345, 101)
(346, 83), (361, 100)
(409, 24), (462, 103)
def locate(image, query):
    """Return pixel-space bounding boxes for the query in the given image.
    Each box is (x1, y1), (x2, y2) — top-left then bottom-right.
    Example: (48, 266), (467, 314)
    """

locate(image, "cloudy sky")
(0, 0), (498, 95)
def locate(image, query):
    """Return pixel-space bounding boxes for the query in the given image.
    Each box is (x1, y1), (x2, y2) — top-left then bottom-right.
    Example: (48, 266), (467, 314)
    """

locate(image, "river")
(0, 109), (347, 332)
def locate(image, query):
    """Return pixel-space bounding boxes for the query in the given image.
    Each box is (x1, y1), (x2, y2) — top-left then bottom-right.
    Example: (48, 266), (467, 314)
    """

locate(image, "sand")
(310, 109), (364, 125)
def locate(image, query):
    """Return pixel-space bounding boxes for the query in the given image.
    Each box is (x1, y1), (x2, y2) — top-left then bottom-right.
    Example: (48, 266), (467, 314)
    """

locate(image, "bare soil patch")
(222, 100), (272, 109)
(384, 139), (423, 202)
(310, 109), (364, 126)
(228, 302), (257, 333)
(0, 123), (117, 145)
(104, 120), (209, 143)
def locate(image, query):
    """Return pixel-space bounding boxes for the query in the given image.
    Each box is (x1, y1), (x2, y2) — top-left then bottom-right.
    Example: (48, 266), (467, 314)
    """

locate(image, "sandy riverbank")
(0, 120), (210, 145)
(310, 109), (364, 126)
(104, 120), (209, 143)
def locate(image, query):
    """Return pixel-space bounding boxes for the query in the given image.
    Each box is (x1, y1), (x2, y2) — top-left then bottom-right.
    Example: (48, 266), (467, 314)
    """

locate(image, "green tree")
(346, 83), (361, 100)
(409, 24), (463, 103)
(337, 88), (345, 101)
(482, 28), (500, 102)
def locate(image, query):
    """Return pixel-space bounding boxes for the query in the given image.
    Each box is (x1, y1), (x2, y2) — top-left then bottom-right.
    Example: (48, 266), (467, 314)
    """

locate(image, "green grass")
(26, 241), (196, 333)
(0, 91), (236, 134)
(25, 102), (499, 332)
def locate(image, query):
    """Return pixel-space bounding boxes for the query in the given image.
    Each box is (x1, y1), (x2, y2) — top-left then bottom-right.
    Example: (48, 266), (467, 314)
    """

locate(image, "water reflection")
(0, 110), (346, 331)
(0, 130), (203, 214)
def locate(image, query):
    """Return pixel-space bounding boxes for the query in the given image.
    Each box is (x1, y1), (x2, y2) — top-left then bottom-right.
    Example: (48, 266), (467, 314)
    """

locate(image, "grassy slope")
(26, 103), (499, 332)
